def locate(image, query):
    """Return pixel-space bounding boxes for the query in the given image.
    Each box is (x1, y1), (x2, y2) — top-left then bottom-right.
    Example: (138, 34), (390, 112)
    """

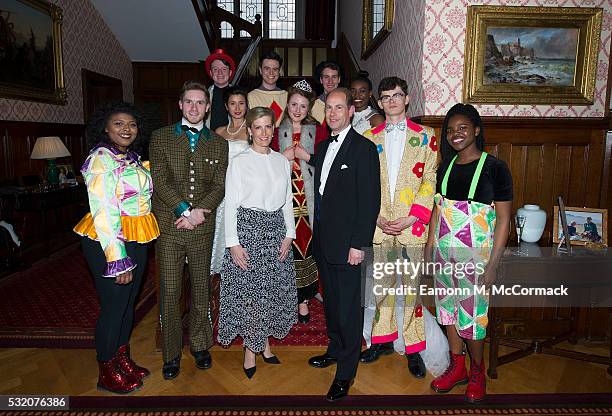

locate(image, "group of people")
(75, 48), (512, 404)
(567, 217), (601, 242)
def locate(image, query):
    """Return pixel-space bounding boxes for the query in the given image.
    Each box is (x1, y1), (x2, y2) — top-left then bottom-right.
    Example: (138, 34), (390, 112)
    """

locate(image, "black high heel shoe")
(243, 365), (256, 378)
(298, 313), (310, 324)
(262, 353), (281, 364)
(243, 346), (256, 378)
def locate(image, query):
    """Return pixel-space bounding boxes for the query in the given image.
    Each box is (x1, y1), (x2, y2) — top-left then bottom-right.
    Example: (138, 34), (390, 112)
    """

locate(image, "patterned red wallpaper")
(341, 0), (612, 118)
(0, 0), (133, 124)
(423, 0), (611, 117)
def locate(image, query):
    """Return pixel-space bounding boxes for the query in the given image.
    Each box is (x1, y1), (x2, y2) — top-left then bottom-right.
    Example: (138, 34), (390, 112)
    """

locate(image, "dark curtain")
(304, 0), (336, 40)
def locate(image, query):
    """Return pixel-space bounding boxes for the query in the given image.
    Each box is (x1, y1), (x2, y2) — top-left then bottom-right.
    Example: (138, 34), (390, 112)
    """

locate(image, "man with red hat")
(205, 49), (236, 131)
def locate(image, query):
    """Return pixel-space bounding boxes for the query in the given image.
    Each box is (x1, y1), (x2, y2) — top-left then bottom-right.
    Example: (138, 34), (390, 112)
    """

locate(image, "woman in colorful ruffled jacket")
(74, 102), (160, 394)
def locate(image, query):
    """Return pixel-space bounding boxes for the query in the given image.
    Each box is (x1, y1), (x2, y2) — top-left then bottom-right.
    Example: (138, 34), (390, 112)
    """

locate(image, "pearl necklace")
(226, 119), (246, 136)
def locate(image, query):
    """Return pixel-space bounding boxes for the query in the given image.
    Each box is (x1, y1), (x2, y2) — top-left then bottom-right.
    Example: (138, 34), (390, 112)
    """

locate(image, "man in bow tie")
(149, 80), (229, 380)
(295, 88), (380, 401)
(360, 76), (438, 379)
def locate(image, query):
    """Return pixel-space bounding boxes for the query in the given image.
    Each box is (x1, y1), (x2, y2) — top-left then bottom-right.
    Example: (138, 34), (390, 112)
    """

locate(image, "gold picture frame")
(463, 6), (602, 105)
(553, 206), (608, 246)
(0, 0), (67, 104)
(361, 0), (395, 60)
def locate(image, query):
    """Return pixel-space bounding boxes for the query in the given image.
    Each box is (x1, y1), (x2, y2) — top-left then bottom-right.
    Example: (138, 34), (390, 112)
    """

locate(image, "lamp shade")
(31, 136), (71, 159)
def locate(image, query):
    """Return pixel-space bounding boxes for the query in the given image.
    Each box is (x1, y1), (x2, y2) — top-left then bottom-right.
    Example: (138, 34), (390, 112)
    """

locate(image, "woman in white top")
(218, 107), (297, 380)
(211, 87), (250, 274)
(350, 71), (384, 135)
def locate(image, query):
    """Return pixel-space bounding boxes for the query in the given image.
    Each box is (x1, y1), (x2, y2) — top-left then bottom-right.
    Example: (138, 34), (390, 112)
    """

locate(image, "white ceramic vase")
(517, 204), (546, 243)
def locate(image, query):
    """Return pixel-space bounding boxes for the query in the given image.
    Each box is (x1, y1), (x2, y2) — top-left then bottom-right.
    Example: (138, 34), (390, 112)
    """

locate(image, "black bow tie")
(329, 134), (339, 143)
(181, 125), (200, 134)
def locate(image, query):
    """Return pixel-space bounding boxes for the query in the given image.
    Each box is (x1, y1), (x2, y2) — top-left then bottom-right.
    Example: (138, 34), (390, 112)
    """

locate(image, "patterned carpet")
(273, 299), (327, 346)
(30, 394), (612, 415)
(0, 244), (157, 348)
(0, 244), (328, 348)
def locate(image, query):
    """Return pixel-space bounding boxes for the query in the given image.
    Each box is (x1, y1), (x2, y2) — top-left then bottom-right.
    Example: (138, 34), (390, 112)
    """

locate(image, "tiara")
(293, 79), (312, 93)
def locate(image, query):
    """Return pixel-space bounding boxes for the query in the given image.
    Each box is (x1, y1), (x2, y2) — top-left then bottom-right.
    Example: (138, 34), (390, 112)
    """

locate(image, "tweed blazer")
(150, 123), (229, 242)
(363, 119), (438, 247)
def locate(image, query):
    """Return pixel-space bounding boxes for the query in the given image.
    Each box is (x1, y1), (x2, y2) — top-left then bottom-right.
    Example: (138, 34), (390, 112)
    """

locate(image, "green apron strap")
(468, 152), (488, 201)
(440, 154), (458, 196)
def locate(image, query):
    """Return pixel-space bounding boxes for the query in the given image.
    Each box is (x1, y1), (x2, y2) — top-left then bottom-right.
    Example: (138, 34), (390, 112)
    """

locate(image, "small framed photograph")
(56, 163), (77, 185)
(553, 206), (607, 246)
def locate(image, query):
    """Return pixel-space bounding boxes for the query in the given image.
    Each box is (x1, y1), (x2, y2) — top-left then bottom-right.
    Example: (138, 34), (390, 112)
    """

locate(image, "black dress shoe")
(298, 313), (310, 323)
(243, 365), (256, 379)
(192, 350), (212, 370)
(262, 354), (281, 364)
(308, 353), (337, 368)
(406, 352), (426, 378)
(359, 342), (394, 363)
(326, 378), (354, 402)
(162, 357), (180, 380)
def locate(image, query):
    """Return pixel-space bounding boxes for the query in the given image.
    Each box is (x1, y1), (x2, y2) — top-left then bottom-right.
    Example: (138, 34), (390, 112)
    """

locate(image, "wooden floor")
(1, 309), (611, 397)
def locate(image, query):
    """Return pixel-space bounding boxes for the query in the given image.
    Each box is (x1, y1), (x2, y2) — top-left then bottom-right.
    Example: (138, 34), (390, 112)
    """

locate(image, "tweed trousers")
(150, 124), (228, 363)
(157, 233), (214, 362)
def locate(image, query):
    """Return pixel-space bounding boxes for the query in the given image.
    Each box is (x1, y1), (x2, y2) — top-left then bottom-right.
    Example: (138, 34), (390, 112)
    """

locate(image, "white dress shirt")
(181, 117), (204, 131)
(384, 120), (407, 203)
(224, 148), (296, 247)
(319, 124), (351, 196)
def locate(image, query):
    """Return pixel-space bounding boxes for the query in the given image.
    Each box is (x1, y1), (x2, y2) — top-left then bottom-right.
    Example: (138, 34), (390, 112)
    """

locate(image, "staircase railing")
(338, 33), (362, 86)
(191, 0), (262, 86)
(232, 35), (262, 87)
(191, 0), (218, 51)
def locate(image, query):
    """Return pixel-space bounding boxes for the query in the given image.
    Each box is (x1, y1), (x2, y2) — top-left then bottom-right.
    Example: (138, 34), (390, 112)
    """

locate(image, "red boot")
(465, 359), (486, 403)
(431, 352), (468, 393)
(97, 359), (142, 394)
(115, 344), (150, 379)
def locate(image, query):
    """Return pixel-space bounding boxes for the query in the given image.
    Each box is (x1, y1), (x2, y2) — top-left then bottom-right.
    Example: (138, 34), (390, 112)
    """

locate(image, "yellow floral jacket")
(363, 119), (438, 246)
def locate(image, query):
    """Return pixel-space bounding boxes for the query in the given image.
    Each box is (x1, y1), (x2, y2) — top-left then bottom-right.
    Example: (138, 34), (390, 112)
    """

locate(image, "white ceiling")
(90, 0), (210, 62)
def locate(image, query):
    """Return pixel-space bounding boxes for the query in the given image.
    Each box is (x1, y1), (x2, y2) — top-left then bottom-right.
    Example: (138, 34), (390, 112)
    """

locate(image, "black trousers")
(315, 245), (364, 380)
(81, 237), (147, 361)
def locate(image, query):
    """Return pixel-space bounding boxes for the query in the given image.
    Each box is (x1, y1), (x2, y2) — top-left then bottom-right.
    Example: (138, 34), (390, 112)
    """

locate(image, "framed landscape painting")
(463, 6), (602, 105)
(0, 0), (67, 104)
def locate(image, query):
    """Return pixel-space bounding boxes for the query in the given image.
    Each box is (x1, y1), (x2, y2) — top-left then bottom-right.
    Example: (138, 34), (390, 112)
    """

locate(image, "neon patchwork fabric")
(77, 145), (156, 278)
(433, 195), (496, 340)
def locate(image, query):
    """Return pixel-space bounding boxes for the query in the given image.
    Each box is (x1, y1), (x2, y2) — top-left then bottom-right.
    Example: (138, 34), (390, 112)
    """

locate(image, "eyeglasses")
(379, 92), (406, 103)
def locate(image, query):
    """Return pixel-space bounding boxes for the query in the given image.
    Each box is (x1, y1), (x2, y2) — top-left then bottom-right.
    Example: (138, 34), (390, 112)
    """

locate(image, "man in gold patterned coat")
(361, 77), (438, 378)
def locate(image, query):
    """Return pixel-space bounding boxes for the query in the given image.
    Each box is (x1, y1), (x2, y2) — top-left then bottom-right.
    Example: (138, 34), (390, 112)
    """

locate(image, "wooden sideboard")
(489, 246), (612, 378)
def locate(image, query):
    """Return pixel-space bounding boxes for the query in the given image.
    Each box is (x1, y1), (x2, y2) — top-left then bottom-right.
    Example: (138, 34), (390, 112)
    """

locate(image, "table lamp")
(30, 136), (71, 184)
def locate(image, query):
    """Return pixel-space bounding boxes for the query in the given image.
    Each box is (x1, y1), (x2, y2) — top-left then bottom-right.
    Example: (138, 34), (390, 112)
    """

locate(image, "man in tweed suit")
(150, 80), (229, 379)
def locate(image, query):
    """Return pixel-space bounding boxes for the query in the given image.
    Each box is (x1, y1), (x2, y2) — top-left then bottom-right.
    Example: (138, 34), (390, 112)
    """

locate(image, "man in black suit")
(295, 88), (381, 401)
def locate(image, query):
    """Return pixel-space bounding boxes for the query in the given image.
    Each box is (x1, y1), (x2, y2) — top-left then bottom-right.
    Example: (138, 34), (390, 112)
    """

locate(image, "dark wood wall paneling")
(0, 121), (88, 268)
(0, 121), (87, 186)
(133, 62), (206, 128)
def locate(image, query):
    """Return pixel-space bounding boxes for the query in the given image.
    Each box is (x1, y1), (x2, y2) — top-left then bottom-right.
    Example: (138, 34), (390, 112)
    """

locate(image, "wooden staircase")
(190, 0), (338, 93)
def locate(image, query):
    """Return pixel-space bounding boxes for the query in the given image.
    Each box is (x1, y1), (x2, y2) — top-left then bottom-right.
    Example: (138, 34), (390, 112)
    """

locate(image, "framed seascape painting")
(0, 0), (67, 104)
(463, 6), (602, 105)
(553, 206), (608, 246)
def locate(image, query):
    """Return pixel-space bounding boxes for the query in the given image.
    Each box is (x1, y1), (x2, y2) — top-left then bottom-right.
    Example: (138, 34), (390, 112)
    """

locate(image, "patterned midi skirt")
(218, 207), (297, 352)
